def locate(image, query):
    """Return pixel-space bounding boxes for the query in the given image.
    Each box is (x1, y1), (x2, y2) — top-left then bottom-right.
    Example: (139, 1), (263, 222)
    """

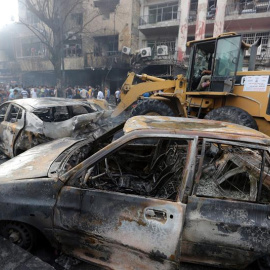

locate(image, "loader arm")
(111, 80), (177, 117)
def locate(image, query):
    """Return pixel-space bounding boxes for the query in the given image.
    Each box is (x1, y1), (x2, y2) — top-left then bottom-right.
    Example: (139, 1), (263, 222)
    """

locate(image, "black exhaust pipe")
(248, 37), (261, 71)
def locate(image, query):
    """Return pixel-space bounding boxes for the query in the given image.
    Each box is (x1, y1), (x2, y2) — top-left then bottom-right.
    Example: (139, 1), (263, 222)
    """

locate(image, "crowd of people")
(0, 83), (122, 105)
(65, 86), (121, 104)
(0, 85), (58, 102)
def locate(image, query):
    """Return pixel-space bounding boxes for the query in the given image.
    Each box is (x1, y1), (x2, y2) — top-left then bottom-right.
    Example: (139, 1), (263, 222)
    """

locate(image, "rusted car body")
(0, 98), (113, 157)
(0, 116), (270, 270)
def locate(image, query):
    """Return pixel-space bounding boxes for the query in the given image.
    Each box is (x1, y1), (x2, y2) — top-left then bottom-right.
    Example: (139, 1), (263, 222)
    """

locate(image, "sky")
(0, 0), (18, 28)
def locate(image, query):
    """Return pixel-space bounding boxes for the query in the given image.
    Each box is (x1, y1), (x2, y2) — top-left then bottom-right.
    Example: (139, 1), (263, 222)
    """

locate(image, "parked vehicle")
(0, 116), (269, 270)
(0, 98), (113, 158)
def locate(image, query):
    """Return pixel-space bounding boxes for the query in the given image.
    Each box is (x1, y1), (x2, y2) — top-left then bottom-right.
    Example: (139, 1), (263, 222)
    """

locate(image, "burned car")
(0, 98), (112, 158)
(0, 116), (270, 270)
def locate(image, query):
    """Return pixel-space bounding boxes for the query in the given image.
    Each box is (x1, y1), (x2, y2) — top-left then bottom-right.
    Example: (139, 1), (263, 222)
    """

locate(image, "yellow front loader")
(112, 33), (270, 136)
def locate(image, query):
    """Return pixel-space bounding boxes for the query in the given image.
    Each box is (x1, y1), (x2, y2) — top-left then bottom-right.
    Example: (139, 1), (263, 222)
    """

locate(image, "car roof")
(6, 98), (90, 111)
(124, 116), (270, 144)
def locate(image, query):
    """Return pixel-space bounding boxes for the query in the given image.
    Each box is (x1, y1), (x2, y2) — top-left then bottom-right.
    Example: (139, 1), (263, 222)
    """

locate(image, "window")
(80, 138), (190, 201)
(71, 13), (83, 25)
(6, 105), (22, 123)
(16, 37), (47, 58)
(34, 106), (70, 122)
(258, 152), (270, 203)
(148, 2), (178, 24)
(194, 141), (268, 202)
(242, 32), (270, 58)
(71, 105), (94, 116)
(0, 104), (9, 122)
(213, 36), (241, 77)
(93, 35), (118, 56)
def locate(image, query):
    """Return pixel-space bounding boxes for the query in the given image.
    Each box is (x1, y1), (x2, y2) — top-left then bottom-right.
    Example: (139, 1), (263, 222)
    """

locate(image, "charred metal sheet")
(182, 196), (270, 268)
(0, 138), (78, 181)
(123, 116), (270, 141)
(54, 187), (185, 270)
(0, 98), (114, 158)
(9, 98), (91, 112)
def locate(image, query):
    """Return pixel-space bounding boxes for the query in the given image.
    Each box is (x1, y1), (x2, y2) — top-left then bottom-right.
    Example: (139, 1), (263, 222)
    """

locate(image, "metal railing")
(139, 11), (180, 26)
(85, 51), (130, 68)
(225, 1), (270, 16)
(257, 47), (270, 61)
(189, 3), (217, 23)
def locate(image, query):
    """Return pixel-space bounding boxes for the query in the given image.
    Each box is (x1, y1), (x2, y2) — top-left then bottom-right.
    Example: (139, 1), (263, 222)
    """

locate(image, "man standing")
(105, 87), (110, 102)
(31, 87), (37, 98)
(21, 88), (29, 99)
(9, 89), (21, 100)
(80, 87), (89, 99)
(88, 86), (93, 98)
(97, 89), (104, 100)
(115, 88), (121, 104)
(66, 87), (73, 98)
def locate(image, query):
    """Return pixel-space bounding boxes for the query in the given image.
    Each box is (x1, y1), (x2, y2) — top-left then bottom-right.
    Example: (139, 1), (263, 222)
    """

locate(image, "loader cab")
(187, 34), (243, 93)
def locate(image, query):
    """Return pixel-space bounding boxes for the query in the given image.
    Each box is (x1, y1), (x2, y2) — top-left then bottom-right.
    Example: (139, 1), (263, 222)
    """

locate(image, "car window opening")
(194, 142), (270, 203)
(75, 138), (190, 201)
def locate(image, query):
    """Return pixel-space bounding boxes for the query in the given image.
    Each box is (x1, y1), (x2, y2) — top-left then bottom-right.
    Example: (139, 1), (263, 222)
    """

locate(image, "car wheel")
(131, 99), (176, 117)
(0, 221), (37, 251)
(257, 255), (270, 270)
(204, 106), (258, 130)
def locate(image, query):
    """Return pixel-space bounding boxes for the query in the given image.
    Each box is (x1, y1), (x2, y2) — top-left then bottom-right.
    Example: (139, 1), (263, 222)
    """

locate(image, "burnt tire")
(257, 256), (270, 270)
(0, 221), (37, 251)
(204, 106), (258, 130)
(131, 99), (176, 117)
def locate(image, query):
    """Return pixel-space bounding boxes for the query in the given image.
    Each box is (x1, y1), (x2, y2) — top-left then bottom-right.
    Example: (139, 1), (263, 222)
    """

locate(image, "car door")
(181, 138), (270, 269)
(210, 35), (242, 92)
(1, 104), (25, 157)
(54, 135), (197, 270)
(0, 103), (10, 152)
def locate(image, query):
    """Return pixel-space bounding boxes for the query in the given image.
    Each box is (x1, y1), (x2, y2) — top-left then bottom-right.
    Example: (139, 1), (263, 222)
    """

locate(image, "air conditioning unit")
(122, 46), (131, 55)
(140, 47), (152, 57)
(157, 45), (168, 56)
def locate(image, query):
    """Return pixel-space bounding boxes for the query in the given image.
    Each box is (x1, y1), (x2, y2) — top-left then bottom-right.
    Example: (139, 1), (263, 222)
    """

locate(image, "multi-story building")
(137, 0), (270, 76)
(0, 0), (140, 93)
(0, 0), (269, 88)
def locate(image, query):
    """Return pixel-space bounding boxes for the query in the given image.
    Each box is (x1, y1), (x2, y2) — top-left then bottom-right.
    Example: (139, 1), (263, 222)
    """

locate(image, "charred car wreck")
(0, 116), (270, 269)
(0, 98), (113, 158)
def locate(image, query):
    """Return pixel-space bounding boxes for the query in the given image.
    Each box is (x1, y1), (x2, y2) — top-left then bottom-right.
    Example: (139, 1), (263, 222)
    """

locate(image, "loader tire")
(131, 99), (176, 117)
(204, 106), (258, 130)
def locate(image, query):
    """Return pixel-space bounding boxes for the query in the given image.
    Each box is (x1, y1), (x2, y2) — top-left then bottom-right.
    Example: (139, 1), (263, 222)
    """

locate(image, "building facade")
(0, 0), (269, 88)
(137, 0), (270, 76)
(0, 0), (140, 94)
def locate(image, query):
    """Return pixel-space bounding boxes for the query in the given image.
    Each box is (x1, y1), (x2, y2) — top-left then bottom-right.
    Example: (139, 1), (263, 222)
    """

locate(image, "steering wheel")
(104, 157), (123, 180)
(192, 68), (204, 90)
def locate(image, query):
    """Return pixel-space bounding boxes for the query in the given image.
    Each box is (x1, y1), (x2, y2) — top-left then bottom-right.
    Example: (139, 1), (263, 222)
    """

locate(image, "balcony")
(224, 1), (270, 32)
(139, 11), (180, 35)
(256, 47), (270, 67)
(85, 51), (130, 69)
(225, 1), (270, 17)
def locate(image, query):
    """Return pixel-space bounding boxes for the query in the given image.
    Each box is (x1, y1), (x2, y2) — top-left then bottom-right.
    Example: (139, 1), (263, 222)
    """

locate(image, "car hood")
(0, 138), (79, 181)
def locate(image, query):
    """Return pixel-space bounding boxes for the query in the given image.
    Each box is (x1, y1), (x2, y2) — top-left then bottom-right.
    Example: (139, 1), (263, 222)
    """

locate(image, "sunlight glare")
(0, 0), (18, 28)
